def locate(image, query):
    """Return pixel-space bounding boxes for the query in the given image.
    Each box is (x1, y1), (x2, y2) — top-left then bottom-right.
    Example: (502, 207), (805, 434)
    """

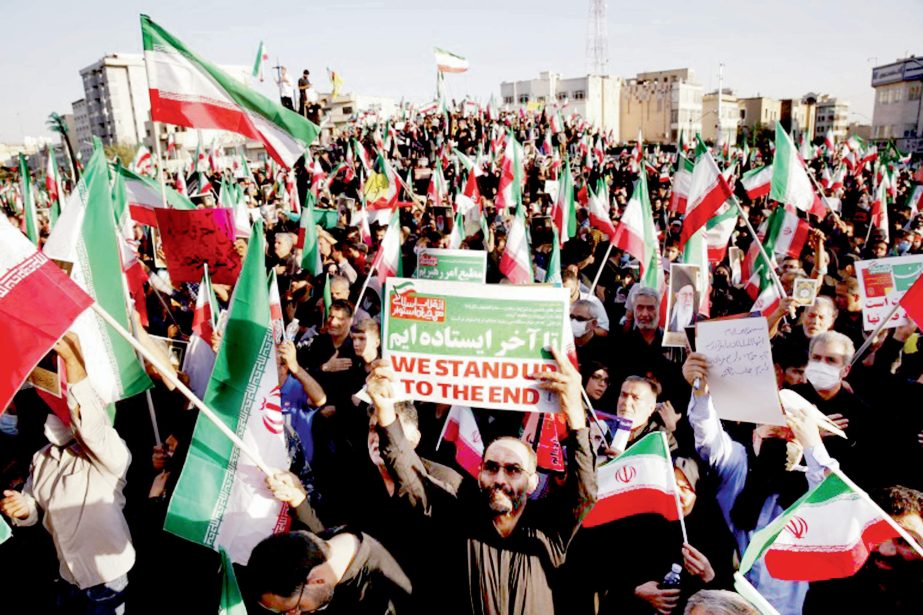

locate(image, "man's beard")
(482, 484), (526, 516)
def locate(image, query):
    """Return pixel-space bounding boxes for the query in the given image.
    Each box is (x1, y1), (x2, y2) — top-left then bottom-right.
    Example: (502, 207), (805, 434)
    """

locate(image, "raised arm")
(56, 333), (131, 477)
(367, 360), (460, 518)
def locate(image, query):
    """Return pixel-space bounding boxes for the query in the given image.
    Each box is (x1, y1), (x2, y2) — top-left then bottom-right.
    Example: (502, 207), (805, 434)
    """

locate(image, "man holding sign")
(365, 345), (597, 615)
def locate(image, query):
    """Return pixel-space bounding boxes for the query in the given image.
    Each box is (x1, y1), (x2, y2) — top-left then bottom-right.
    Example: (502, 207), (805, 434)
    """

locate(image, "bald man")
(366, 349), (597, 615)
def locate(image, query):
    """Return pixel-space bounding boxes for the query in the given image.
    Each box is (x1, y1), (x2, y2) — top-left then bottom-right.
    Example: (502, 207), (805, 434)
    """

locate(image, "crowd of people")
(2, 101), (922, 615)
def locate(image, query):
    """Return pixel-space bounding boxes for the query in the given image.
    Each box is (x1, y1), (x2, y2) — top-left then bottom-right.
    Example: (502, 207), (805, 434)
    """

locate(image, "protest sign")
(792, 277), (820, 306)
(382, 278), (569, 412)
(696, 316), (785, 426)
(856, 255), (923, 331)
(414, 248), (487, 283)
(154, 208), (242, 285)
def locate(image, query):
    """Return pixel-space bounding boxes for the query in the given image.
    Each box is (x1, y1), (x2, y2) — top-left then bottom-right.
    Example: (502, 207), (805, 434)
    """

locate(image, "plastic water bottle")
(654, 563), (682, 615)
(659, 562), (682, 589)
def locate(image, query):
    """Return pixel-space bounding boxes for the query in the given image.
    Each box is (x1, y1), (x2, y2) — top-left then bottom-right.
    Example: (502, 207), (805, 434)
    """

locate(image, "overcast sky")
(2, 0), (920, 142)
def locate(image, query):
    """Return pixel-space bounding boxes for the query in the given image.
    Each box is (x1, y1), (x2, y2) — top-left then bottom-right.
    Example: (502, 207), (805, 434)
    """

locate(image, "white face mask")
(43, 415), (75, 447)
(0, 413), (18, 437)
(571, 319), (589, 338)
(805, 360), (842, 391)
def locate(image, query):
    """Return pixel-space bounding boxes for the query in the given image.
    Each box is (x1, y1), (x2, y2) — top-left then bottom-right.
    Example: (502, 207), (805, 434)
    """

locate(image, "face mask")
(0, 413), (18, 437)
(44, 415), (74, 447)
(805, 360), (842, 391)
(571, 319), (588, 338)
(897, 241), (911, 254)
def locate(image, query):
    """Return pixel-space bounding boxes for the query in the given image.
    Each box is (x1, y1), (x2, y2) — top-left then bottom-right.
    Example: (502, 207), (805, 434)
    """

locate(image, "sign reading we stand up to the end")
(382, 278), (569, 412)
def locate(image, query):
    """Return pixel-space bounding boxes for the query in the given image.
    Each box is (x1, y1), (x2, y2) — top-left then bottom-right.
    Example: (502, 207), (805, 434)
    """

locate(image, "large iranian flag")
(181, 266), (219, 400)
(770, 124), (820, 214)
(704, 200), (738, 263)
(43, 146), (152, 405)
(113, 164), (194, 227)
(611, 172), (662, 289)
(583, 432), (679, 528)
(739, 472), (908, 582)
(0, 216), (92, 413)
(165, 219), (290, 564)
(495, 133), (523, 211)
(587, 178), (616, 237)
(142, 15), (318, 169)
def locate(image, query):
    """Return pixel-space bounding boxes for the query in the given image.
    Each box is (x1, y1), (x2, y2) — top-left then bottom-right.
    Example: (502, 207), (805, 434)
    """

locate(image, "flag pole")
(353, 263), (378, 318)
(89, 302), (274, 477)
(588, 242), (614, 296)
(733, 573), (781, 615)
(848, 301), (902, 368)
(731, 196), (787, 298)
(831, 467), (923, 560)
(662, 431), (689, 544)
(141, 53), (169, 210)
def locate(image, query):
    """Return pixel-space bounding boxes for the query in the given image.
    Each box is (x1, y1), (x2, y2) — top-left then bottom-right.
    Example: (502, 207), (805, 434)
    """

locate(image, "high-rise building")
(871, 56), (923, 152)
(78, 54), (151, 151)
(620, 68), (701, 143)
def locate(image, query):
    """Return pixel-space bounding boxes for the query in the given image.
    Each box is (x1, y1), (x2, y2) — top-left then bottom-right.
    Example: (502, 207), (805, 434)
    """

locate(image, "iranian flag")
(582, 432), (680, 528)
(741, 165), (773, 200)
(770, 124), (821, 214)
(587, 178), (616, 237)
(683, 226), (711, 317)
(251, 40), (268, 81)
(437, 406), (483, 477)
(447, 210), (465, 250)
(612, 172), (662, 290)
(142, 15), (317, 169)
(500, 202), (532, 284)
(680, 147), (733, 247)
(428, 158), (447, 207)
(495, 133), (523, 211)
(906, 185), (923, 219)
(738, 472), (908, 582)
(669, 154), (694, 214)
(871, 181), (890, 242)
(372, 207), (403, 285)
(18, 155), (39, 244)
(45, 147), (60, 212)
(298, 192), (323, 275)
(434, 47), (468, 73)
(765, 205), (810, 260)
(900, 273), (923, 328)
(551, 160), (577, 246)
(0, 216), (92, 413)
(164, 219), (290, 564)
(181, 266), (219, 400)
(704, 201), (738, 262)
(131, 144), (154, 176)
(114, 164), (195, 227)
(43, 146), (152, 405)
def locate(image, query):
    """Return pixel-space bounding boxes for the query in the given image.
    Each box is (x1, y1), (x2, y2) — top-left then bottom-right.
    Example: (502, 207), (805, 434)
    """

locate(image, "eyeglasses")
(264, 584), (307, 615)
(482, 461), (530, 478)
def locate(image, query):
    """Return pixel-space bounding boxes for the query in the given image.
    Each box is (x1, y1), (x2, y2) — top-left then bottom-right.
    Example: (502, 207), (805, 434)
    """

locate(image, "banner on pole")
(155, 208), (242, 285)
(856, 255), (923, 331)
(382, 278), (568, 412)
(413, 248), (487, 283)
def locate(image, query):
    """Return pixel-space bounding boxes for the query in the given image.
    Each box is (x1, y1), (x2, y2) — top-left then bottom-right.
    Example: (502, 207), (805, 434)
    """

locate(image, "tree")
(104, 143), (137, 167)
(46, 112), (79, 182)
